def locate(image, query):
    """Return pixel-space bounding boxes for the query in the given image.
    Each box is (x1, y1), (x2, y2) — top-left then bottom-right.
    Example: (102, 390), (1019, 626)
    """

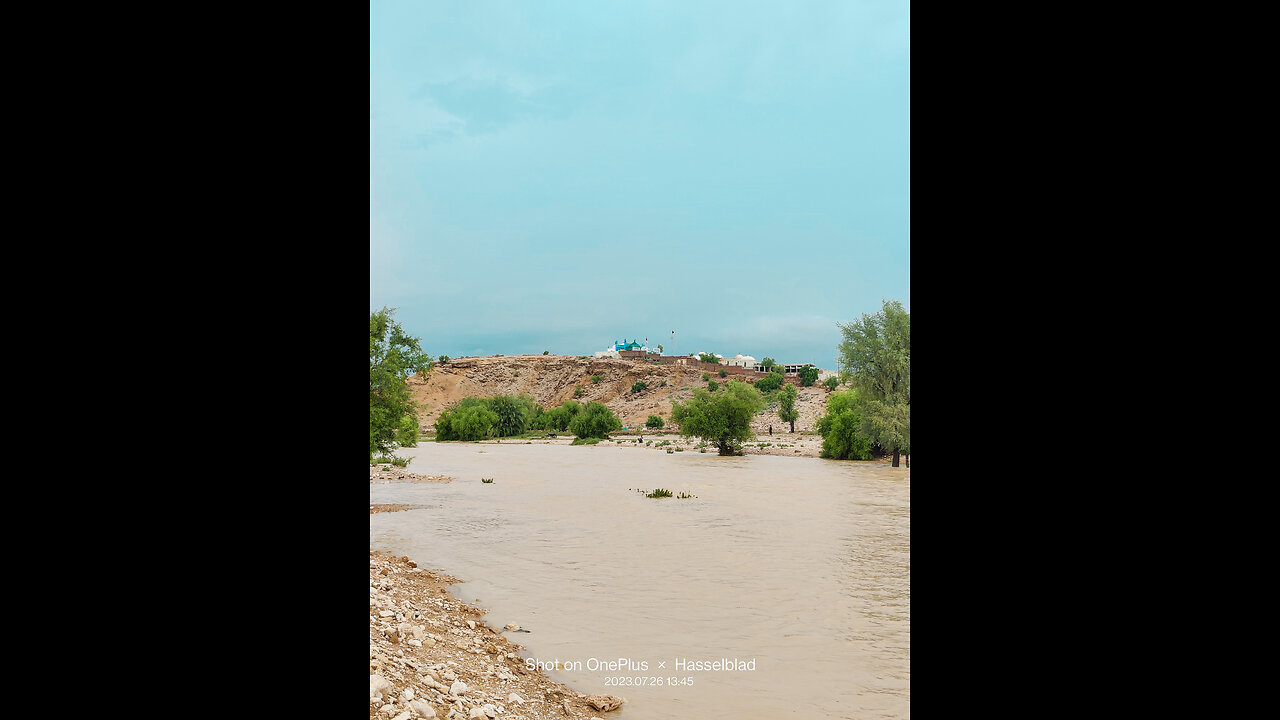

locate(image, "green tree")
(798, 365), (818, 387)
(816, 389), (874, 460)
(568, 401), (622, 439)
(435, 399), (500, 441)
(837, 299), (910, 466)
(761, 357), (777, 370)
(778, 383), (799, 432)
(656, 344), (664, 354)
(670, 380), (765, 455)
(645, 414), (665, 429)
(753, 371), (784, 393)
(370, 308), (431, 460)
(396, 413), (420, 447)
(698, 352), (720, 364)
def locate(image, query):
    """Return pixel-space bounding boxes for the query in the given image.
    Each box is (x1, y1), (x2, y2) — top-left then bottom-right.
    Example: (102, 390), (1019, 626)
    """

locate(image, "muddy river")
(370, 441), (909, 719)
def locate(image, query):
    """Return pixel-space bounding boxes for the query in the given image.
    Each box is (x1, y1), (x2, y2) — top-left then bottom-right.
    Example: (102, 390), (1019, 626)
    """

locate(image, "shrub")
(799, 365), (819, 387)
(592, 374), (602, 383)
(568, 401), (622, 439)
(698, 353), (719, 364)
(631, 381), (647, 393)
(543, 350), (549, 355)
(481, 477), (494, 483)
(574, 384), (584, 398)
(707, 380), (718, 392)
(702, 373), (710, 381)
(753, 372), (785, 393)
(438, 355), (450, 363)
(823, 376), (840, 391)
(718, 369), (727, 378)
(395, 414), (420, 447)
(645, 415), (664, 429)
(816, 389), (874, 460)
(648, 488), (673, 498)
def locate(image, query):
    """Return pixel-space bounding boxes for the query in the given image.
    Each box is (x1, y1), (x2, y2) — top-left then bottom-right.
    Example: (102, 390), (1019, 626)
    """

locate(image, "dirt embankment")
(409, 355), (838, 435)
(369, 551), (623, 719)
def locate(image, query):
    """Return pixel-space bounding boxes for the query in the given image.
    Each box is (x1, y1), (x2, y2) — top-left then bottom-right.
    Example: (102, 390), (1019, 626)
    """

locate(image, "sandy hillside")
(408, 355), (839, 433)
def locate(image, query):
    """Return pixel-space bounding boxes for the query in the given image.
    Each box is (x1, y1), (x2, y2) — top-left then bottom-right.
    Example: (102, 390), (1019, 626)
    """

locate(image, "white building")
(725, 354), (757, 368)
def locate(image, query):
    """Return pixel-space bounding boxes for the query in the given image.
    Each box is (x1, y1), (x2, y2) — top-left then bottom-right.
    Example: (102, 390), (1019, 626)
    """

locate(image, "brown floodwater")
(369, 441), (909, 719)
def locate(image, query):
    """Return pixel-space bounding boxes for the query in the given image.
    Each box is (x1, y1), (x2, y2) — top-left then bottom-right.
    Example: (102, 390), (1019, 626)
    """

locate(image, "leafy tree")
(396, 413), (420, 447)
(568, 401), (622, 439)
(488, 394), (537, 437)
(798, 365), (818, 387)
(438, 355), (450, 364)
(761, 357), (777, 370)
(537, 400), (581, 432)
(656, 344), (664, 354)
(707, 380), (718, 392)
(645, 414), (664, 429)
(753, 371), (785, 393)
(816, 389), (873, 460)
(671, 380), (765, 455)
(778, 383), (799, 432)
(370, 308), (431, 460)
(698, 352), (719, 364)
(435, 400), (500, 441)
(837, 299), (910, 466)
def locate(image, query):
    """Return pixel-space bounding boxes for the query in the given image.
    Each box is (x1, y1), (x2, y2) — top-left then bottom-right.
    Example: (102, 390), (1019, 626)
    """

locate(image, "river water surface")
(369, 441), (909, 719)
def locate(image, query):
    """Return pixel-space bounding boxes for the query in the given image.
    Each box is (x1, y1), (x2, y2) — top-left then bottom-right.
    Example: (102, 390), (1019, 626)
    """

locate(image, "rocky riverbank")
(369, 551), (623, 719)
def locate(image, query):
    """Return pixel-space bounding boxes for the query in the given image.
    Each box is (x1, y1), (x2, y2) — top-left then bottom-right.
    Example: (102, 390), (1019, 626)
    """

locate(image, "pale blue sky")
(370, 0), (909, 369)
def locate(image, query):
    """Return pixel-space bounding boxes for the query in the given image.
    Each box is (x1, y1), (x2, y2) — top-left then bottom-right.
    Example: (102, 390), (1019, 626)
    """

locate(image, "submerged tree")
(671, 380), (765, 455)
(836, 299), (910, 466)
(370, 307), (431, 460)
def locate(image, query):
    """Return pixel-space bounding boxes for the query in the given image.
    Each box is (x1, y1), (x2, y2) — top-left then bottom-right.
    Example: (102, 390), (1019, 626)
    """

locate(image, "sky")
(370, 0), (909, 370)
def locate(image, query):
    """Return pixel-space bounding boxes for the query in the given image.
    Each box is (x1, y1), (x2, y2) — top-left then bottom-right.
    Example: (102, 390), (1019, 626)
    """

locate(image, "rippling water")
(370, 441), (910, 719)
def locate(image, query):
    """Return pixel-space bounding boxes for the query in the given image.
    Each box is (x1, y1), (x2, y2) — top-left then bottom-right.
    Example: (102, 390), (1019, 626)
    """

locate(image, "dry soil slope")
(408, 354), (833, 433)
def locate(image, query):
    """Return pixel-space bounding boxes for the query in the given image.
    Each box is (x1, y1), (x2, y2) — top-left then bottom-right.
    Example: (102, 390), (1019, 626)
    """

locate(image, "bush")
(823, 376), (840, 391)
(645, 415), (664, 429)
(543, 350), (549, 355)
(753, 372), (785, 393)
(816, 389), (874, 460)
(574, 384), (584, 398)
(438, 355), (450, 364)
(631, 381), (647, 393)
(568, 401), (622, 439)
(698, 353), (719, 364)
(592, 374), (602, 383)
(647, 488), (673, 498)
(799, 365), (819, 387)
(435, 395), (539, 440)
(702, 373), (710, 381)
(395, 414), (420, 447)
(718, 369), (727, 378)
(571, 437), (603, 445)
(707, 380), (718, 392)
